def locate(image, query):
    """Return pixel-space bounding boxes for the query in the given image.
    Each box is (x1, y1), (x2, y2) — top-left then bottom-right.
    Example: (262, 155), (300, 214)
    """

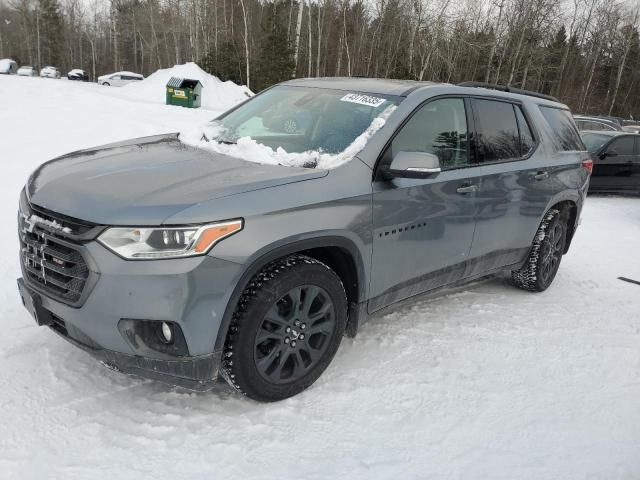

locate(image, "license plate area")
(17, 278), (53, 326)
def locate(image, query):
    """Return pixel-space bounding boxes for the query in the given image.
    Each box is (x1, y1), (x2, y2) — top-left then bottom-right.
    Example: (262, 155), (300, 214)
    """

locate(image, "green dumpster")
(166, 77), (203, 108)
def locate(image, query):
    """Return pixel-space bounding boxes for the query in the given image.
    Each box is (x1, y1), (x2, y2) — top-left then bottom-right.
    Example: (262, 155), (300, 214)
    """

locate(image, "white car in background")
(17, 66), (37, 76)
(0, 59), (18, 74)
(97, 71), (144, 86)
(40, 66), (61, 78)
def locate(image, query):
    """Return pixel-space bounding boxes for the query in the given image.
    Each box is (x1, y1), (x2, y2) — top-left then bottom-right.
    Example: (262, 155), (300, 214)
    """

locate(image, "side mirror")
(601, 149), (618, 159)
(386, 151), (442, 179)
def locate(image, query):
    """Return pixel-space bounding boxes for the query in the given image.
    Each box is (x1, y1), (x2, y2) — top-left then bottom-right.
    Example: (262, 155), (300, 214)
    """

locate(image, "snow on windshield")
(179, 105), (395, 170)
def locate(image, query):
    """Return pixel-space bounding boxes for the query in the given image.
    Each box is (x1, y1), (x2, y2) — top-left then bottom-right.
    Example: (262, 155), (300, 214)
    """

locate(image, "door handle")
(533, 171), (549, 181)
(456, 184), (478, 194)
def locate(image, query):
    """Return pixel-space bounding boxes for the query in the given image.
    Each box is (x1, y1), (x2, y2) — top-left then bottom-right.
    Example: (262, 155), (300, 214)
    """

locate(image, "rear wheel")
(102, 82), (110, 86)
(222, 255), (347, 402)
(512, 208), (568, 292)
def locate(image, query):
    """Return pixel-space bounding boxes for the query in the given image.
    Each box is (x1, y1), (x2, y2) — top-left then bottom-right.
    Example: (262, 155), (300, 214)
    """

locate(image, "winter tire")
(512, 208), (568, 292)
(222, 255), (347, 402)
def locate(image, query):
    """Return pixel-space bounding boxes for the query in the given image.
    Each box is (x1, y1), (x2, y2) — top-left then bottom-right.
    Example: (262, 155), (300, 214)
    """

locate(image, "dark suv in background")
(16, 79), (591, 401)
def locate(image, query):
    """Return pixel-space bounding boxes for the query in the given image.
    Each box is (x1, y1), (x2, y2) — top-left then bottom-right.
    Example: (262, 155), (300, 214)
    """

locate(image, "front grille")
(19, 212), (90, 304)
(29, 203), (96, 236)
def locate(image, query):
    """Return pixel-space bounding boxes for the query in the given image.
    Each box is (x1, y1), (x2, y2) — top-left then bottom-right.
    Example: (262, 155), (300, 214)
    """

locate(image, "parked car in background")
(573, 115), (622, 132)
(581, 130), (640, 195)
(0, 58), (18, 74)
(40, 66), (61, 78)
(68, 69), (89, 81)
(97, 71), (143, 86)
(16, 78), (591, 402)
(17, 66), (37, 77)
(622, 124), (640, 133)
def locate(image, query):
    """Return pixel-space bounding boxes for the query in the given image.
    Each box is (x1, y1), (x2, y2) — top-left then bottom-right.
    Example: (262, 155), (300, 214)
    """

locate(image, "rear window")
(539, 106), (585, 151)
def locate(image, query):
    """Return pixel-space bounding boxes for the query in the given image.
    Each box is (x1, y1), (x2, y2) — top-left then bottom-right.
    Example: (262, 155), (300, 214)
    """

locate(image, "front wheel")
(222, 255), (347, 402)
(512, 208), (568, 292)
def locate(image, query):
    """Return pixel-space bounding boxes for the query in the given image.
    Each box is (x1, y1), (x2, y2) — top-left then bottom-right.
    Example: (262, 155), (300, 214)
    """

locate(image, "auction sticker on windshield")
(340, 93), (386, 108)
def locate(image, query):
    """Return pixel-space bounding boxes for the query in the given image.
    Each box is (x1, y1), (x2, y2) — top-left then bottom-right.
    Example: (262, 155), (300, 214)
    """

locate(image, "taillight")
(581, 159), (593, 175)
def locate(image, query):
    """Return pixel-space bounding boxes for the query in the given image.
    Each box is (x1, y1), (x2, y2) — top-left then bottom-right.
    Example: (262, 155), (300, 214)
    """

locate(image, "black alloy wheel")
(254, 285), (336, 384)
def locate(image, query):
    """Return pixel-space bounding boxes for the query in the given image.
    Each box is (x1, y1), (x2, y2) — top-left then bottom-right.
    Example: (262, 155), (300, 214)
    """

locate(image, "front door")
(591, 135), (639, 192)
(369, 97), (481, 312)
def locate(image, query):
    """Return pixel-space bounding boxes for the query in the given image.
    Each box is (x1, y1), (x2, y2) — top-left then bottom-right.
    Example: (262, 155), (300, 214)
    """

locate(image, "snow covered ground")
(1, 73), (640, 480)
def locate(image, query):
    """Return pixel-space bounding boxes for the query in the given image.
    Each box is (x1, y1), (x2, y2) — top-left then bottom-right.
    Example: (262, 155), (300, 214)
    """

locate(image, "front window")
(581, 132), (612, 152)
(385, 97), (469, 170)
(180, 86), (400, 169)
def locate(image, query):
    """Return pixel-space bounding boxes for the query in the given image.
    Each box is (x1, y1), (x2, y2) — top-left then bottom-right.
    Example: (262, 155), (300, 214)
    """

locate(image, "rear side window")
(539, 106), (584, 151)
(472, 99), (520, 162)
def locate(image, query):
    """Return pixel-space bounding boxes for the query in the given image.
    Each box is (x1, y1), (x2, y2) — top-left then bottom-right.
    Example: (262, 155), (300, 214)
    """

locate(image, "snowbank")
(115, 62), (253, 111)
(180, 106), (395, 169)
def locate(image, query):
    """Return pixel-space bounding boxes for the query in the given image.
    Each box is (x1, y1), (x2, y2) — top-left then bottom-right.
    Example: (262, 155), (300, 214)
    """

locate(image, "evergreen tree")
(200, 41), (246, 86)
(254, 22), (294, 91)
(38, 0), (63, 67)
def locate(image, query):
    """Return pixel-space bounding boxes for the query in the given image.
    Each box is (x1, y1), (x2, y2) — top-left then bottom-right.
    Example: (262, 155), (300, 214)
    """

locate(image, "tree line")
(0, 0), (639, 118)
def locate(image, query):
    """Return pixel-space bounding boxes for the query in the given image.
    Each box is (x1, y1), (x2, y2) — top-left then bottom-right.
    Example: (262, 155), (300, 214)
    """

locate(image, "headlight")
(98, 220), (243, 259)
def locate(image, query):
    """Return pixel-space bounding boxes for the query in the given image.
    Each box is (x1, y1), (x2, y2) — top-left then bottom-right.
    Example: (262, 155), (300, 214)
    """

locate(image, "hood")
(27, 134), (328, 225)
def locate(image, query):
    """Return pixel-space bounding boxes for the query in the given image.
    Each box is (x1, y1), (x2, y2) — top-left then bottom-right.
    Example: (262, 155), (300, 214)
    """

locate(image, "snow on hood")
(114, 62), (253, 111)
(179, 106), (395, 170)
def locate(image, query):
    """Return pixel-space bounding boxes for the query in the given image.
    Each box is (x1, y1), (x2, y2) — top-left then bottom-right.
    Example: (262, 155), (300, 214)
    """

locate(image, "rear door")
(465, 98), (547, 275)
(369, 97), (480, 312)
(467, 101), (585, 276)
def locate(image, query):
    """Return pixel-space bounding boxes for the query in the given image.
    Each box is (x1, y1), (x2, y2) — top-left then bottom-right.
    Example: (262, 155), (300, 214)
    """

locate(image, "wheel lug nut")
(284, 337), (290, 344)
(294, 320), (300, 326)
(300, 324), (306, 329)
(285, 327), (291, 333)
(299, 333), (305, 340)
(291, 341), (296, 347)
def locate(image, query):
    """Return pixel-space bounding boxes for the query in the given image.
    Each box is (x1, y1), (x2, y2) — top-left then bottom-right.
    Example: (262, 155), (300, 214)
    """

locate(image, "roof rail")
(457, 81), (559, 102)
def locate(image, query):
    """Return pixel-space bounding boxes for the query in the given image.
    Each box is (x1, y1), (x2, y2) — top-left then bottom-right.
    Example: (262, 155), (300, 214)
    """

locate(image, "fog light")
(161, 322), (173, 344)
(118, 319), (189, 357)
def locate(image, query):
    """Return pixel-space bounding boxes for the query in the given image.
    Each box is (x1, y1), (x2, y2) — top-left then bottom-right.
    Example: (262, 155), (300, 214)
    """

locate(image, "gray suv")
(16, 79), (592, 401)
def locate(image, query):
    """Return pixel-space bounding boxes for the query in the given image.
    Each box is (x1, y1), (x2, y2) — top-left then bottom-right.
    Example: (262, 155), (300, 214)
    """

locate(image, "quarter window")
(473, 99), (520, 163)
(387, 98), (469, 170)
(539, 106), (585, 151)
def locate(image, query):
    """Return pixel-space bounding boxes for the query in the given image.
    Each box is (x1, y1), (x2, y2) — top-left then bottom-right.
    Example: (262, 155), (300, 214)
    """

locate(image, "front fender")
(212, 233), (369, 352)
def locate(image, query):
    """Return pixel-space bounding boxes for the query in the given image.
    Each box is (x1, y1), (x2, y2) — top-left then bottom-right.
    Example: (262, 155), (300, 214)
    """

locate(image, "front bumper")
(17, 256), (239, 390)
(56, 321), (221, 391)
(17, 238), (244, 390)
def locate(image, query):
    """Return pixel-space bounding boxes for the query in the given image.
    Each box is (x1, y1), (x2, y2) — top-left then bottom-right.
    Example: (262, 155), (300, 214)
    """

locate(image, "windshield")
(180, 86), (400, 169)
(581, 132), (612, 152)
